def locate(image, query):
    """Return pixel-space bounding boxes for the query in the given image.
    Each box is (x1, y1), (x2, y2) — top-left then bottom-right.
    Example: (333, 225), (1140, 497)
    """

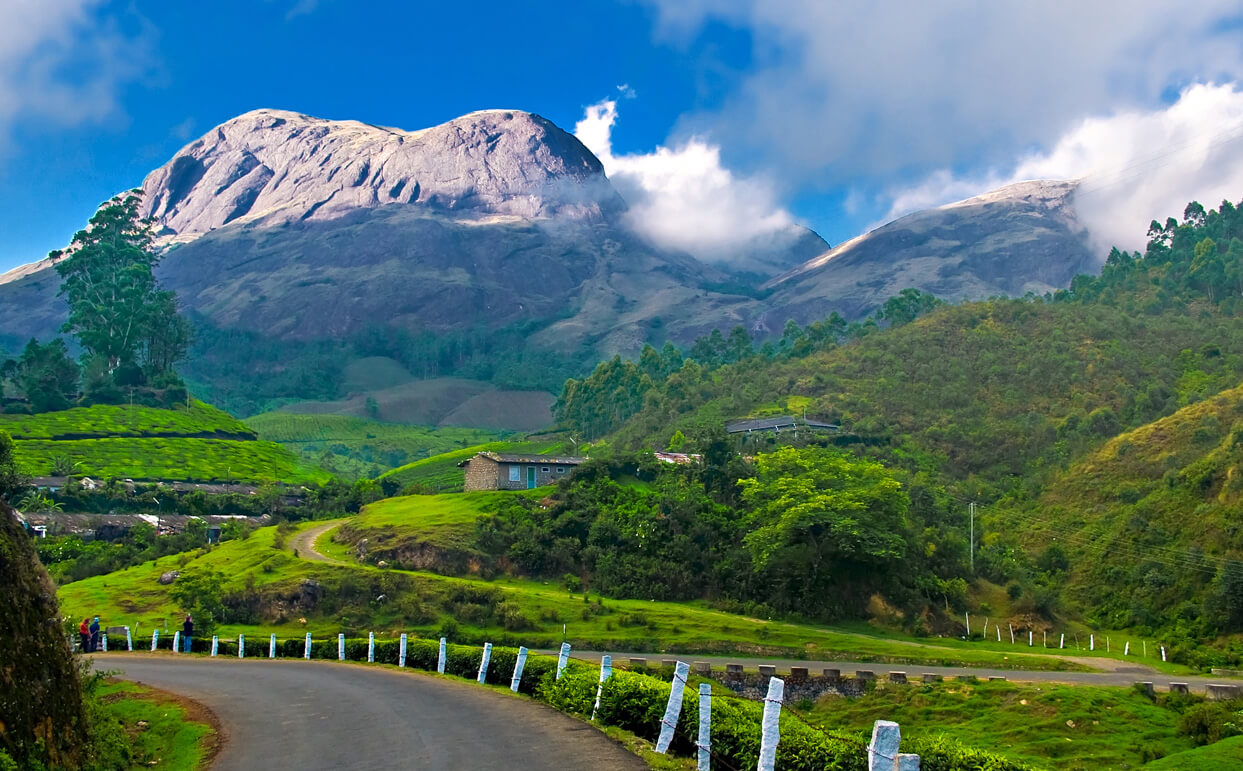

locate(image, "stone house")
(459, 452), (587, 491)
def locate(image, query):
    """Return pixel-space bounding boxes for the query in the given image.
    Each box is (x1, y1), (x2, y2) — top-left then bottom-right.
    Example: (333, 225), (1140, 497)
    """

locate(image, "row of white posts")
(963, 614), (1168, 661)
(153, 630), (920, 769)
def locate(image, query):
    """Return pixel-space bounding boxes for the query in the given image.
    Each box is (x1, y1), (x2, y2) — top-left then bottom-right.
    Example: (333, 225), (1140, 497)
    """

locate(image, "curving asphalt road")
(94, 654), (643, 771)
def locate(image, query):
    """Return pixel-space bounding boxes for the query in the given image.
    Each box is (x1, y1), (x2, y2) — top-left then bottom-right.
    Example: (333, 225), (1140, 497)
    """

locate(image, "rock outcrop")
(764, 180), (1098, 323)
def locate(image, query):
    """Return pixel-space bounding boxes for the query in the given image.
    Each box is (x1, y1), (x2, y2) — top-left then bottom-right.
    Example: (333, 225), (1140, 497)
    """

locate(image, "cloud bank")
(885, 83), (1243, 253)
(574, 98), (796, 265)
(0, 0), (151, 155)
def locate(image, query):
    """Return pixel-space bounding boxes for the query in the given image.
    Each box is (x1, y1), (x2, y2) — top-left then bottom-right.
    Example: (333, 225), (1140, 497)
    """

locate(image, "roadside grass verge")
(94, 679), (215, 771)
(797, 678), (1206, 769)
(1143, 735), (1243, 769)
(59, 523), (1097, 670)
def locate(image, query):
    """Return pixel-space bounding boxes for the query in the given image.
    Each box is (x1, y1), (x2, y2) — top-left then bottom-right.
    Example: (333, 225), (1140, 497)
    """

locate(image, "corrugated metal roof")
(725, 415), (840, 433)
(460, 452), (588, 466)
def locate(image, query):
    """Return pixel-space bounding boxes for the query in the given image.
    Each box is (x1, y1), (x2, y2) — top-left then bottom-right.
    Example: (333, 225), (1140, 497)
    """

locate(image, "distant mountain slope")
(764, 180), (1098, 323)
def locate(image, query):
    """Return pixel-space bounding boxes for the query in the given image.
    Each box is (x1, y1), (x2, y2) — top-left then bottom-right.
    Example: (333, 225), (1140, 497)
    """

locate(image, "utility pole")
(969, 502), (975, 574)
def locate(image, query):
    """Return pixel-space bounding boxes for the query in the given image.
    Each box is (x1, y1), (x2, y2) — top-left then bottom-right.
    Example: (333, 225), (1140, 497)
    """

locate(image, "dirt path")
(287, 521), (346, 565)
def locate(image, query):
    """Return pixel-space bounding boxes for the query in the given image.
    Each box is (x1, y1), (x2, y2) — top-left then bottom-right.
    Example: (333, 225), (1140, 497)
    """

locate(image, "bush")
(1178, 701), (1243, 745)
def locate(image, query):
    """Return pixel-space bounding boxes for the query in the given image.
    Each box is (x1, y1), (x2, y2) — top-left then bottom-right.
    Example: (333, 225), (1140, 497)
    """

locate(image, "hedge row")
(130, 635), (1031, 770)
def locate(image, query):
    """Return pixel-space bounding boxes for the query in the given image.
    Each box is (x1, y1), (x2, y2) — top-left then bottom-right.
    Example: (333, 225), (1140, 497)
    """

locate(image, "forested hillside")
(550, 199), (1243, 649)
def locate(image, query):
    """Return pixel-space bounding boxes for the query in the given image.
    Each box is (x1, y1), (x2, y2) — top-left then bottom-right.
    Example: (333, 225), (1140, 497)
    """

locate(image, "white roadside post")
(1090, 634), (1094, 652)
(697, 683), (711, 771)
(270, 633), (277, 659)
(399, 634), (407, 668)
(1060, 633), (1065, 649)
(101, 633), (108, 653)
(438, 637), (447, 674)
(304, 633), (312, 660)
(1124, 641), (1130, 656)
(964, 612), (969, 636)
(126, 626), (133, 651)
(756, 677), (784, 771)
(591, 655), (612, 720)
(1161, 645), (1167, 662)
(238, 634), (245, 659)
(655, 661), (690, 754)
(511, 647), (529, 692)
(211, 636), (219, 657)
(555, 642), (571, 680)
(151, 630), (159, 652)
(338, 633), (345, 661)
(368, 632), (375, 664)
(1028, 630), (1033, 647)
(477, 643), (493, 684)
(172, 631), (180, 654)
(1009, 624), (1014, 644)
(996, 626), (1000, 642)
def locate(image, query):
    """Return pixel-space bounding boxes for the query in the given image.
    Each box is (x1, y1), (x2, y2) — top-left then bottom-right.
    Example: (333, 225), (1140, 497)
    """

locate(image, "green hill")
(3, 403), (326, 484)
(377, 440), (565, 492)
(244, 412), (500, 480)
(992, 381), (1243, 637)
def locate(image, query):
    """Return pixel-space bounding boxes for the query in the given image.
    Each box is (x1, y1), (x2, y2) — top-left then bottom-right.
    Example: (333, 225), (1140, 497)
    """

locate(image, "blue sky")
(3, 0), (1243, 271)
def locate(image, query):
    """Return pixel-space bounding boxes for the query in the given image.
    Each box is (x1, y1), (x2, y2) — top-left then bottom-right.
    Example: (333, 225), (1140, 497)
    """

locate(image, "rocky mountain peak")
(139, 107), (619, 245)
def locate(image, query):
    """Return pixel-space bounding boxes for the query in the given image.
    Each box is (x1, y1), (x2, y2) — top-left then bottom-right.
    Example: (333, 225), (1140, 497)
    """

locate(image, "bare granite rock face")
(763, 179), (1098, 323)
(139, 108), (621, 245)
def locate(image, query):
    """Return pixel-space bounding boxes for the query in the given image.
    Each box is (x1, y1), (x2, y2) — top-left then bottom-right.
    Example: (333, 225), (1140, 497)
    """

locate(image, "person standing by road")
(89, 616), (101, 652)
(78, 618), (90, 653)
(181, 615), (194, 653)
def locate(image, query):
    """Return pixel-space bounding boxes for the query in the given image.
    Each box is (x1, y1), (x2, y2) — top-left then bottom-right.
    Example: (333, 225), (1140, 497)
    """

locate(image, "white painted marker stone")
(655, 661), (690, 754)
(304, 633), (312, 660)
(126, 626), (133, 651)
(211, 636), (218, 657)
(151, 630), (159, 652)
(697, 683), (711, 771)
(1161, 645), (1167, 662)
(438, 637), (447, 674)
(511, 646), (528, 692)
(1029, 630), (1033, 646)
(1060, 633), (1065, 649)
(338, 633), (345, 661)
(270, 633), (277, 659)
(757, 676), (784, 771)
(1090, 634), (1094, 651)
(592, 655), (612, 720)
(238, 634), (245, 658)
(101, 634), (108, 653)
(477, 642), (493, 684)
(399, 634), (407, 668)
(172, 631), (180, 654)
(555, 642), (571, 680)
(1124, 641), (1130, 656)
(368, 632), (375, 663)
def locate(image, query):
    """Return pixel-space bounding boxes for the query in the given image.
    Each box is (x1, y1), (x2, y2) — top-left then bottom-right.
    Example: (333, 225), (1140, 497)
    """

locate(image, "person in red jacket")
(78, 618), (90, 653)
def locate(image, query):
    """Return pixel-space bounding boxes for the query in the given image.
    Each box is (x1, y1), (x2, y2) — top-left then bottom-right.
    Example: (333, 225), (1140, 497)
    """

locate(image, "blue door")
(526, 466), (537, 489)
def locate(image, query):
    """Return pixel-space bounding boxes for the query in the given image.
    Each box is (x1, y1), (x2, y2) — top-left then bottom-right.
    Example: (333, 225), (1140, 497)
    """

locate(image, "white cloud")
(574, 98), (795, 264)
(884, 83), (1243, 253)
(0, 0), (152, 153)
(642, 1), (1243, 191)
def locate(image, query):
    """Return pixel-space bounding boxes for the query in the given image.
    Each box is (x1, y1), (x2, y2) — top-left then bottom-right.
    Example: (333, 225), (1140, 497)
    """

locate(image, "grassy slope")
(377, 440), (565, 491)
(97, 680), (214, 771)
(1144, 735), (1243, 769)
(340, 491), (538, 552)
(57, 521), (1100, 670)
(799, 679), (1195, 770)
(999, 382), (1243, 627)
(245, 412), (501, 480)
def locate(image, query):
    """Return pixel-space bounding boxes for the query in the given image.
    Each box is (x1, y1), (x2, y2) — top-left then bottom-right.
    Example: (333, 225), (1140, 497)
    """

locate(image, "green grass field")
(339, 491), (539, 552)
(245, 412), (501, 480)
(96, 680), (214, 771)
(798, 679), (1203, 769)
(377, 440), (566, 491)
(0, 401), (252, 440)
(1144, 736), (1243, 769)
(59, 520), (1106, 671)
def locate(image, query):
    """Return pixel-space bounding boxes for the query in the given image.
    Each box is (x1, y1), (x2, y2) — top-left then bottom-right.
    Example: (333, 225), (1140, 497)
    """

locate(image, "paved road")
(95, 654), (643, 771)
(561, 651), (1243, 694)
(288, 521), (346, 565)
